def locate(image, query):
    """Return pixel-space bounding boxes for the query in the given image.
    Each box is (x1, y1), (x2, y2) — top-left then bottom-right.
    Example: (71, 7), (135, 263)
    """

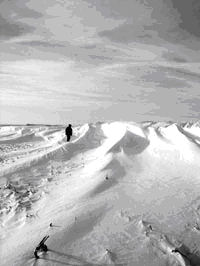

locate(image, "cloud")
(138, 65), (191, 89)
(18, 40), (66, 48)
(0, 14), (33, 39)
(97, 0), (200, 49)
(1, 0), (200, 124)
(161, 51), (189, 63)
(0, 0), (42, 40)
(97, 63), (195, 90)
(1, 0), (199, 64)
(163, 66), (200, 82)
(99, 23), (156, 44)
(170, 0), (200, 38)
(7, 39), (125, 67)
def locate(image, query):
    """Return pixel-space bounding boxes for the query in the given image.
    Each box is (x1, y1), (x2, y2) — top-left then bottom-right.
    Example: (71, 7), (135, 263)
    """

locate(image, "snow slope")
(1, 121), (200, 266)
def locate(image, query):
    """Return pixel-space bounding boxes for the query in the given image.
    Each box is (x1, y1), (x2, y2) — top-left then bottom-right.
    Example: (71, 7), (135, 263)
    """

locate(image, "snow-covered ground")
(1, 121), (200, 266)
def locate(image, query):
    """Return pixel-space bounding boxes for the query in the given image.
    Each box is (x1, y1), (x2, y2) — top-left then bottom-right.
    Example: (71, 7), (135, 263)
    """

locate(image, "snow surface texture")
(1, 121), (200, 266)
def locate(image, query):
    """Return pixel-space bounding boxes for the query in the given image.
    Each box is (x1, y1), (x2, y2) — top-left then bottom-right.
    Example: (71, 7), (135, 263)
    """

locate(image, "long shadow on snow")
(107, 129), (150, 156)
(40, 257), (74, 265)
(45, 249), (124, 266)
(177, 125), (200, 149)
(173, 243), (200, 266)
(89, 130), (149, 197)
(89, 158), (126, 197)
(154, 127), (173, 144)
(142, 122), (174, 144)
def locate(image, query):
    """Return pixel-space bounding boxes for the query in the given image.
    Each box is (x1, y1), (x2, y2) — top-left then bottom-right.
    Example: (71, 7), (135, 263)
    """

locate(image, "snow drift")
(1, 121), (200, 266)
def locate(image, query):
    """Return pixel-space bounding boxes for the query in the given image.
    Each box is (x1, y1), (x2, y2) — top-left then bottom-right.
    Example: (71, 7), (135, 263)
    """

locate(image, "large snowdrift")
(1, 121), (200, 266)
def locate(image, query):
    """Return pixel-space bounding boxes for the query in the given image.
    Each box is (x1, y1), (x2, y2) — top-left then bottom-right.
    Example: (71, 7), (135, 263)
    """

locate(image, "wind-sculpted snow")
(1, 121), (200, 266)
(107, 128), (149, 155)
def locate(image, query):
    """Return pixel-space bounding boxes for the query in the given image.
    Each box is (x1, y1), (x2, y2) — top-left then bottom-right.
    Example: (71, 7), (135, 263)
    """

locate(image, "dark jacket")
(65, 125), (72, 136)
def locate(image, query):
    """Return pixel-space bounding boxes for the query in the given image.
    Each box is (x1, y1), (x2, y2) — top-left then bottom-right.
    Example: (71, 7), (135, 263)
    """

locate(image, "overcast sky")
(1, 0), (200, 124)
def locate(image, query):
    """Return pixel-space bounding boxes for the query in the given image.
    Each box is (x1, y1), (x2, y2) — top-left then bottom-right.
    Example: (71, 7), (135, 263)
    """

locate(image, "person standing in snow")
(65, 124), (73, 142)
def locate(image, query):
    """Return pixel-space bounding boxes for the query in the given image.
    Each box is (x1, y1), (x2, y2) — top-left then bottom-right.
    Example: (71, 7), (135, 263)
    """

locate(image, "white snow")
(1, 121), (200, 266)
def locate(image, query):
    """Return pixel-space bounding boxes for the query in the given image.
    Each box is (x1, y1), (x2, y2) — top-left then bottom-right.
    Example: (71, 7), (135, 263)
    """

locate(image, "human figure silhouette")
(65, 124), (73, 142)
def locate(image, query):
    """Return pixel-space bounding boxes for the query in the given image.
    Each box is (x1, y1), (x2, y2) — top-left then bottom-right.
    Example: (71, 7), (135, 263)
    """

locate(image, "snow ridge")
(1, 121), (200, 266)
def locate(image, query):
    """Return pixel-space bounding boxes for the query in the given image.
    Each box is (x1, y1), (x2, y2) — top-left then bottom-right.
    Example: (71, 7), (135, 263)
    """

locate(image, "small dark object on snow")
(50, 223), (53, 227)
(34, 235), (49, 259)
(65, 124), (73, 142)
(105, 176), (109, 180)
(148, 225), (153, 231)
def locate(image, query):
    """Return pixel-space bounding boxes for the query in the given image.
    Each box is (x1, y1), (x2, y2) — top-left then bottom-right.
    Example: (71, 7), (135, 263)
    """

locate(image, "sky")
(0, 0), (200, 124)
